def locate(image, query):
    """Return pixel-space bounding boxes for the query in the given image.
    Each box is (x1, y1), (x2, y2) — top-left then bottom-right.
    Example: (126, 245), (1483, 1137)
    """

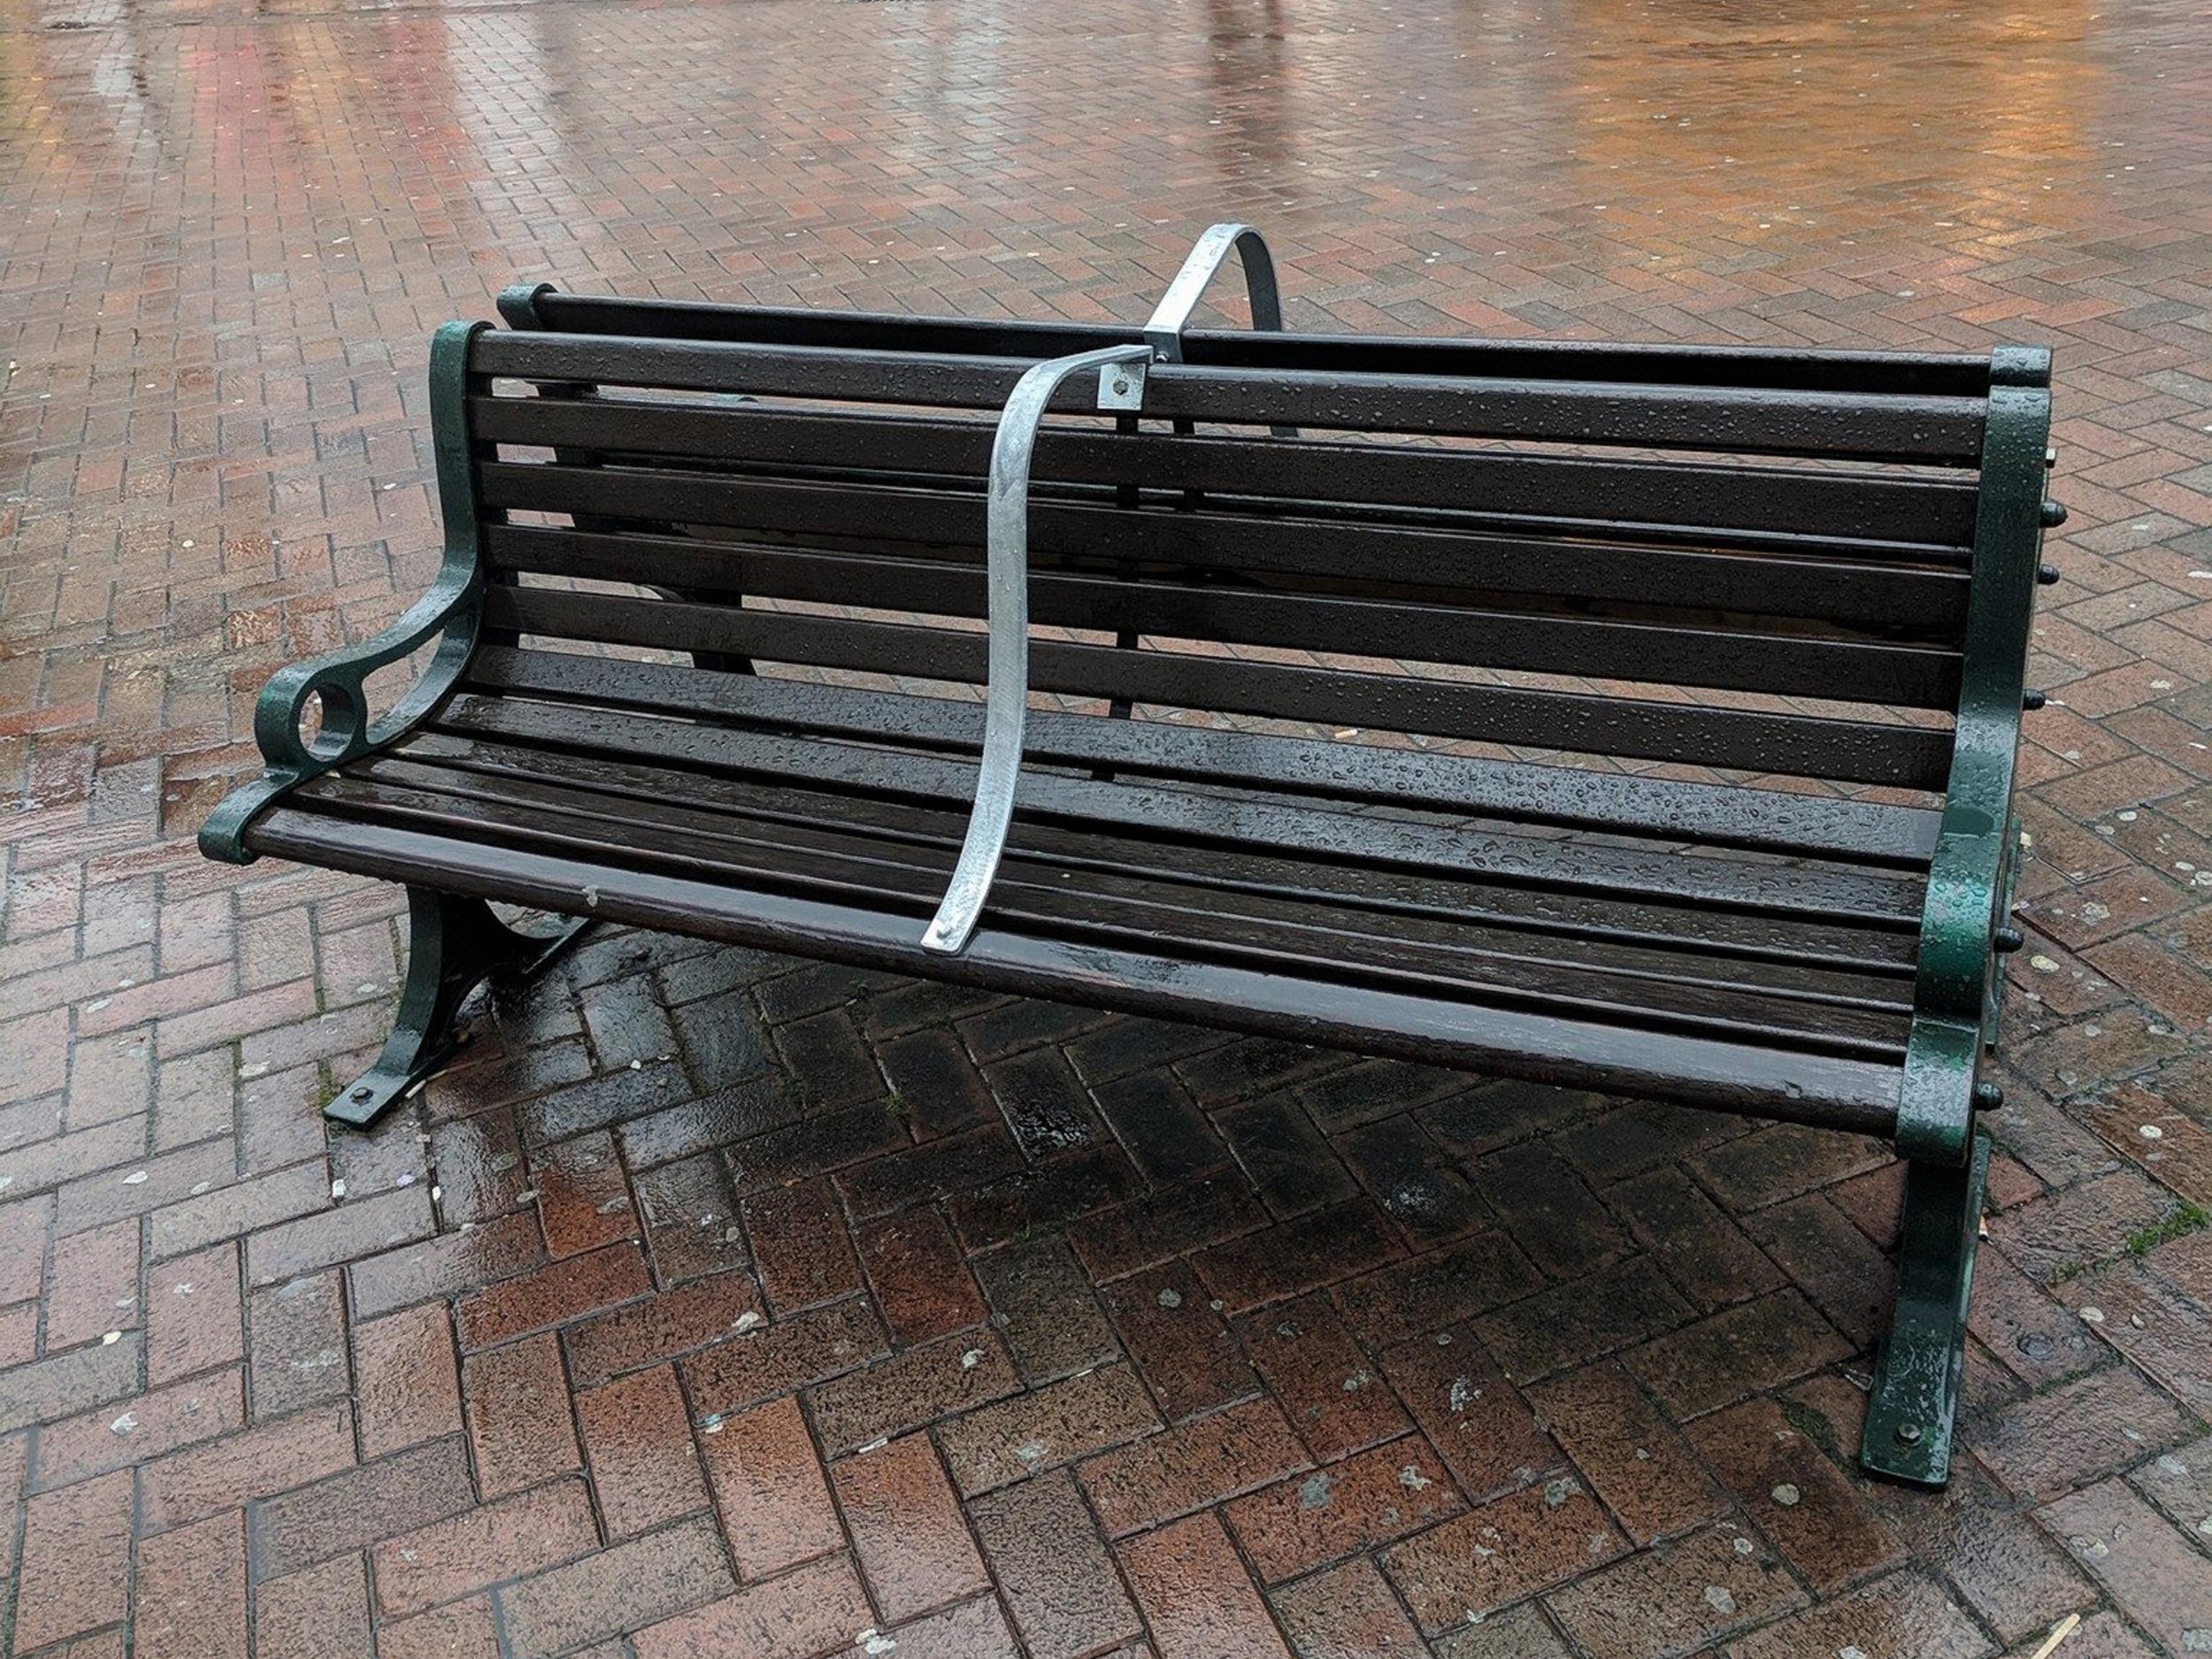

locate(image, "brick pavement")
(4, 0), (2212, 1652)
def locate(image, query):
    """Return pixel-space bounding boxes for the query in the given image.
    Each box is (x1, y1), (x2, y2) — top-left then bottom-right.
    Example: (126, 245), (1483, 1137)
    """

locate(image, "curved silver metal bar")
(1143, 222), (1286, 361)
(921, 342), (1156, 956)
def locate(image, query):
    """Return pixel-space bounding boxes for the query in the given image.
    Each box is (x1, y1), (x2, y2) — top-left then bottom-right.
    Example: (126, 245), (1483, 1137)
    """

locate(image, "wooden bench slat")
(429, 692), (1930, 929)
(470, 396), (1982, 549)
(356, 749), (1918, 1015)
(297, 764), (1913, 1057)
(522, 293), (2001, 399)
(480, 494), (1973, 639)
(466, 648), (1941, 866)
(401, 726), (1919, 976)
(246, 806), (1909, 1127)
(478, 493), (1966, 703)
(471, 332), (1991, 463)
(478, 587), (1956, 787)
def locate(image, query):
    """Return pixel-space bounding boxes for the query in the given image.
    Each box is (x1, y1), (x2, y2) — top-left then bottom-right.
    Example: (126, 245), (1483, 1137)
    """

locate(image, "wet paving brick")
(1524, 1363), (1726, 1548)
(1542, 1522), (1803, 1659)
(971, 1469), (1144, 1659)
(7, 0), (2212, 1654)
(827, 1434), (990, 1623)
(1381, 1477), (1626, 1633)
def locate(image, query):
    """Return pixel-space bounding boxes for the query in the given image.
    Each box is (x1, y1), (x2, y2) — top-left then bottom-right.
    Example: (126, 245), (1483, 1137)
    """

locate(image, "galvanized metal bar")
(1144, 223), (1286, 361)
(921, 342), (1154, 956)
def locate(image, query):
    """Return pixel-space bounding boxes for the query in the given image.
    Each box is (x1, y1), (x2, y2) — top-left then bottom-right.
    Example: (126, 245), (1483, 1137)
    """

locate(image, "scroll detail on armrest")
(200, 320), (491, 864)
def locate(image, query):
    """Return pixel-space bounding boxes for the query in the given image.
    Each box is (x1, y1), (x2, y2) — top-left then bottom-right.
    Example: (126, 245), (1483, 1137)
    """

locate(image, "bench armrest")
(1897, 360), (2052, 1163)
(201, 321), (490, 864)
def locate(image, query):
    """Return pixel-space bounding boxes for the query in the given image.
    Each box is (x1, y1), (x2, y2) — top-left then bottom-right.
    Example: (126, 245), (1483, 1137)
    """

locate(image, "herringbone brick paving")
(4, 0), (2212, 1650)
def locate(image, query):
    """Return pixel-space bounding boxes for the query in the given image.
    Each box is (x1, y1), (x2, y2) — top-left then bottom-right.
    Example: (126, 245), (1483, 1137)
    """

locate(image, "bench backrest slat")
(484, 517), (1967, 638)
(472, 332), (1991, 464)
(480, 586), (1955, 790)
(470, 398), (1980, 552)
(457, 319), (2013, 795)
(519, 290), (2002, 399)
(476, 501), (1962, 707)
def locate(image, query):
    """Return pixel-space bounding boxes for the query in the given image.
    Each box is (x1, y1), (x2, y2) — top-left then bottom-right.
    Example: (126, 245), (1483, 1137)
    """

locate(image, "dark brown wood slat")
(476, 587), (1956, 787)
(298, 765), (1909, 1056)
(480, 499), (1972, 640)
(386, 733), (1923, 977)
(466, 648), (1941, 865)
(426, 692), (1930, 927)
(474, 520), (1960, 707)
(353, 752), (1913, 1023)
(470, 333), (1990, 463)
(469, 396), (1982, 549)
(242, 809), (1909, 1127)
(521, 293), (1999, 399)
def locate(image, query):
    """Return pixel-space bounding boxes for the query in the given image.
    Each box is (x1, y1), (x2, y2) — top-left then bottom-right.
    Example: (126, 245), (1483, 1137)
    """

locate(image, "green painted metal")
(1985, 812), (2024, 1055)
(1860, 1133), (1993, 1486)
(1865, 345), (2050, 1490)
(1892, 349), (2051, 1167)
(496, 282), (553, 330)
(323, 888), (587, 1126)
(199, 320), (494, 864)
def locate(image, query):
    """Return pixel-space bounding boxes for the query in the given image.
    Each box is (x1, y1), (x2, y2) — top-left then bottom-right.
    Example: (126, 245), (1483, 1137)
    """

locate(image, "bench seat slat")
(343, 753), (1916, 1027)
(472, 333), (1990, 463)
(428, 693), (1929, 929)
(470, 397), (1982, 549)
(242, 808), (1909, 1128)
(291, 762), (1913, 1057)
(477, 587), (1956, 788)
(390, 729), (1924, 973)
(465, 649), (1940, 866)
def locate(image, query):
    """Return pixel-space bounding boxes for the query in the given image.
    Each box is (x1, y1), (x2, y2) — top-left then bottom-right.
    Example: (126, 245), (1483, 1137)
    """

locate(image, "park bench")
(201, 229), (2059, 1487)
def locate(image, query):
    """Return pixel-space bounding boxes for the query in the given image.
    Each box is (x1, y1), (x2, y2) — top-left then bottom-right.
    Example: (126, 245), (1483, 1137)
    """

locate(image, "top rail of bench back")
(510, 285), (2024, 406)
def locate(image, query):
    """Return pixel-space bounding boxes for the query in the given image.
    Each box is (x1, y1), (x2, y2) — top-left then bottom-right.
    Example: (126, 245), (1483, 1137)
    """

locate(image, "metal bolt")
(1895, 1423), (1924, 1446)
(2040, 500), (2069, 528)
(2022, 689), (2047, 711)
(1993, 926), (2025, 954)
(350, 1086), (373, 1102)
(1112, 379), (1130, 395)
(2037, 563), (2060, 586)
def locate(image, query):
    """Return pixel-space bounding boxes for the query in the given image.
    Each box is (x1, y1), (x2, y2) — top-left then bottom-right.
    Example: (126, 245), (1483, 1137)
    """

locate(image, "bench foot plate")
(326, 888), (588, 1128)
(1859, 1133), (1991, 1488)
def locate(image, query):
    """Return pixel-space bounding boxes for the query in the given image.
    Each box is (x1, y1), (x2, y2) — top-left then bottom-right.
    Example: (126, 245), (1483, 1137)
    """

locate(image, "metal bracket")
(1097, 357), (1148, 411)
(921, 343), (1156, 956)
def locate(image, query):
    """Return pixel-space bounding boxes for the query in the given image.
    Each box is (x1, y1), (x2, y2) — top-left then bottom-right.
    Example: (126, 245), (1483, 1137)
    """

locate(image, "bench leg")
(326, 888), (588, 1129)
(1859, 1133), (1992, 1487)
